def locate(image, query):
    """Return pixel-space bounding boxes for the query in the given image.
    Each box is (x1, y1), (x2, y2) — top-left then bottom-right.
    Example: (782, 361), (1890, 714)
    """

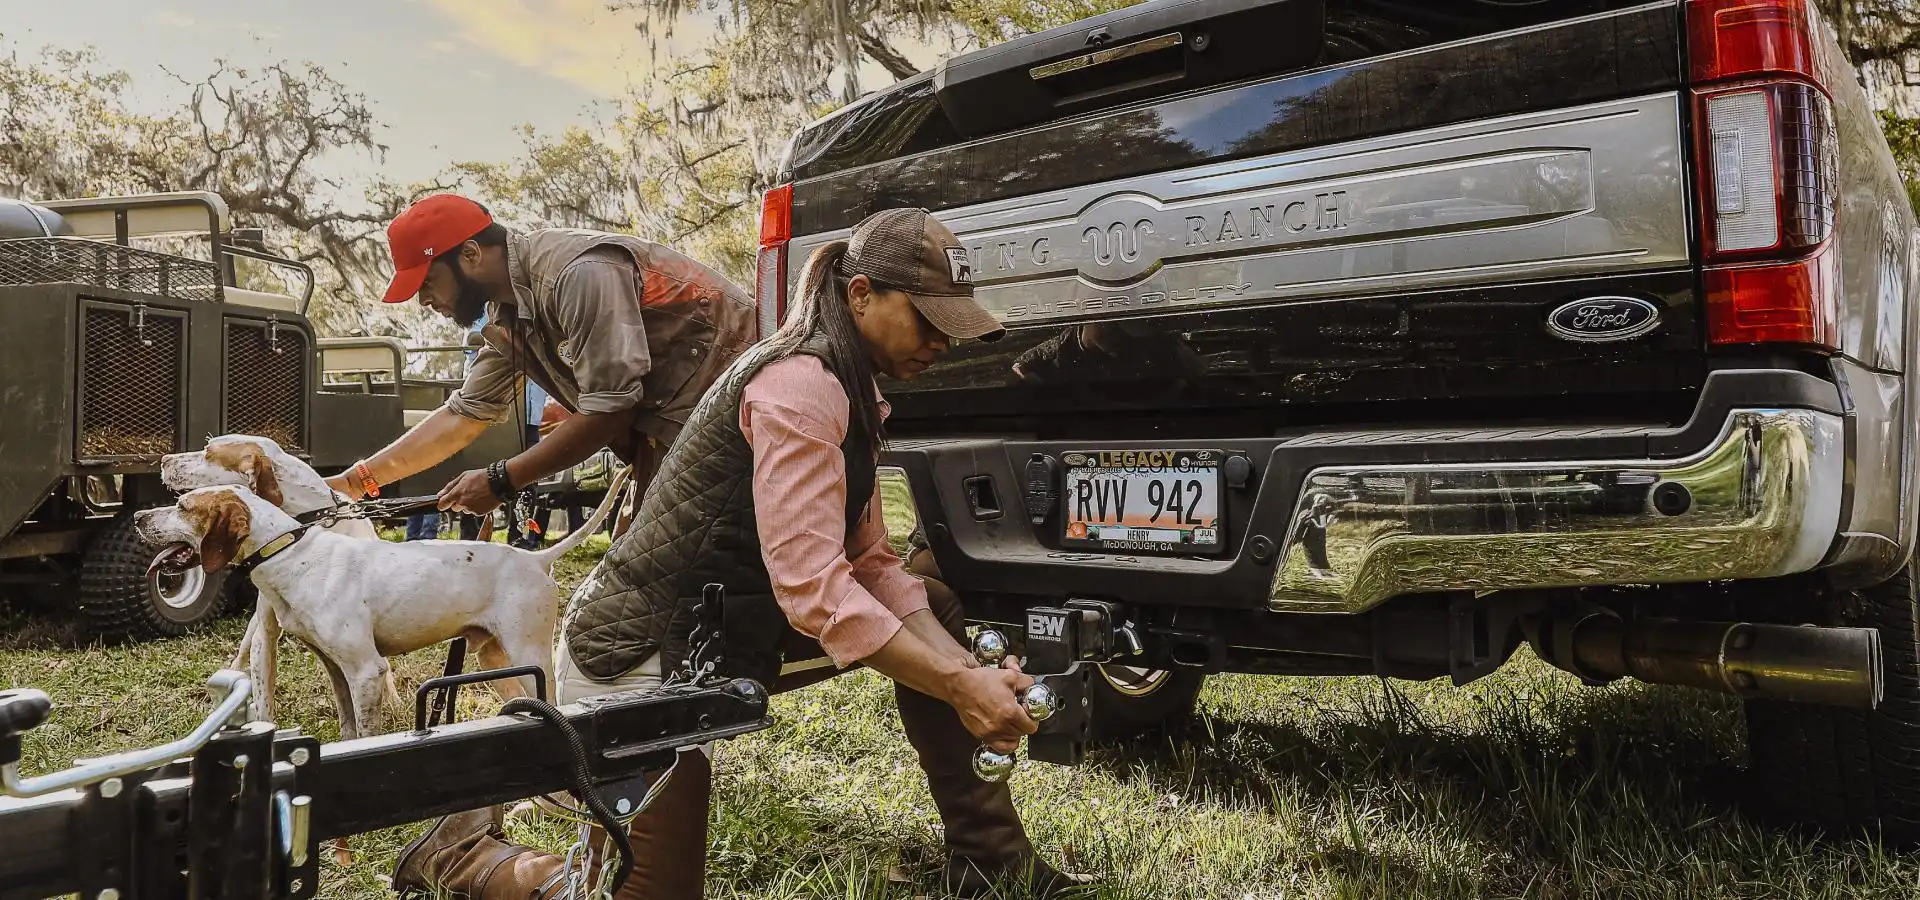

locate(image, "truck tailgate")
(784, 3), (1699, 433)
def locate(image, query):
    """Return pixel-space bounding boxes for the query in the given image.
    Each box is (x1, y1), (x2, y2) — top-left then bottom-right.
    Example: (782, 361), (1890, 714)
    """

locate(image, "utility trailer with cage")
(0, 192), (525, 642)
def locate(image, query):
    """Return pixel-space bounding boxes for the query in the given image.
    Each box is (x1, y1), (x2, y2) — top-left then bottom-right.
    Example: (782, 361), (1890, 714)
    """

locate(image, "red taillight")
(755, 184), (794, 340)
(1686, 0), (1841, 351)
(759, 184), (792, 247)
(1688, 0), (1824, 84)
(1704, 253), (1838, 346)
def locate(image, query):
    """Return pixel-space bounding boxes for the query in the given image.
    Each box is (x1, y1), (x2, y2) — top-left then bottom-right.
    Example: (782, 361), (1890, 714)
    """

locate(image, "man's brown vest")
(487, 228), (757, 448)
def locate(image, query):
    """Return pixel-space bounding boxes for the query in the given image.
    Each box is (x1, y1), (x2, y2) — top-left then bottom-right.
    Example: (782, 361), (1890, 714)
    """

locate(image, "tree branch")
(856, 26), (920, 81)
(668, 199), (746, 241)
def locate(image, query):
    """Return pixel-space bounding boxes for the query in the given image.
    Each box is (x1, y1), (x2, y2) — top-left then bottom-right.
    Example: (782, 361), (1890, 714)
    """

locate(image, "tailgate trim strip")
(792, 93), (1691, 327)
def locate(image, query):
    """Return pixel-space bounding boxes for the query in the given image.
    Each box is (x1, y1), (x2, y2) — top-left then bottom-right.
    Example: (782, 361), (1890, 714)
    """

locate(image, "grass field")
(6, 534), (1920, 899)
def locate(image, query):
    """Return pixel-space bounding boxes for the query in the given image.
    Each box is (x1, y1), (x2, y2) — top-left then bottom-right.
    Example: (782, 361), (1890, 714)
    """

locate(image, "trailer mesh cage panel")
(0, 238), (221, 303)
(224, 320), (308, 452)
(78, 302), (185, 458)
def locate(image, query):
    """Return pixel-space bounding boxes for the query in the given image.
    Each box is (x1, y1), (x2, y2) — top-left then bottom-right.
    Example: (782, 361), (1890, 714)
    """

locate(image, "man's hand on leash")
(439, 468), (503, 515)
(324, 472), (358, 500)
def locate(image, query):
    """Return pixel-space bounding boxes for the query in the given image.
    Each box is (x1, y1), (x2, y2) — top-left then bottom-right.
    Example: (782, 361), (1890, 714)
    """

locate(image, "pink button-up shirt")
(740, 355), (930, 666)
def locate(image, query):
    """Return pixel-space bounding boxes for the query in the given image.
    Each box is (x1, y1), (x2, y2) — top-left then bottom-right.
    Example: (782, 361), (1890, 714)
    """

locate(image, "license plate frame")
(1058, 449), (1225, 556)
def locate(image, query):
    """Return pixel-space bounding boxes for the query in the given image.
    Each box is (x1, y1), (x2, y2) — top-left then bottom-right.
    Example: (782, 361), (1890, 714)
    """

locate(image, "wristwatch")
(486, 460), (515, 501)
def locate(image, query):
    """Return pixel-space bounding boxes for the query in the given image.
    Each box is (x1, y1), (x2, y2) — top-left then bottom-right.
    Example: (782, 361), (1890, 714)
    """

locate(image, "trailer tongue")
(0, 669), (771, 900)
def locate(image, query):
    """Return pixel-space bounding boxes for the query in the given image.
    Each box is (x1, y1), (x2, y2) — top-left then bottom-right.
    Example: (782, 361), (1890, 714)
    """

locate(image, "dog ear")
(208, 441), (283, 507)
(195, 493), (253, 574)
(246, 448), (284, 509)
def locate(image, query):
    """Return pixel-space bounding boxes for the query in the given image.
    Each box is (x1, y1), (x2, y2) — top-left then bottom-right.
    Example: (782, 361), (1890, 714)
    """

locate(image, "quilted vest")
(561, 331), (877, 686)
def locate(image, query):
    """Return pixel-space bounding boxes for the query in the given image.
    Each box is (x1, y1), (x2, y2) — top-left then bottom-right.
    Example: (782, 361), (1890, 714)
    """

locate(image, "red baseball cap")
(381, 194), (495, 302)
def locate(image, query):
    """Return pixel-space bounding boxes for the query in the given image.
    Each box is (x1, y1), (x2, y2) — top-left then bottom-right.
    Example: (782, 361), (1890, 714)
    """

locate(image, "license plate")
(1060, 450), (1223, 554)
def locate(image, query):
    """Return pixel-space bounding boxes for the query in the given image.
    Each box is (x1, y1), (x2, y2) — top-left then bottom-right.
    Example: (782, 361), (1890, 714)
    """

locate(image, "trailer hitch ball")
(967, 633), (1059, 779)
(973, 747), (1017, 781)
(1019, 682), (1058, 721)
(972, 629), (1009, 667)
(970, 682), (1057, 783)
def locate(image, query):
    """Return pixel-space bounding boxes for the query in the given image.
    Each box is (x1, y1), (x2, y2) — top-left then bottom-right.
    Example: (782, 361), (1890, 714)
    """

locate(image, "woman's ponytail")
(766, 240), (885, 450)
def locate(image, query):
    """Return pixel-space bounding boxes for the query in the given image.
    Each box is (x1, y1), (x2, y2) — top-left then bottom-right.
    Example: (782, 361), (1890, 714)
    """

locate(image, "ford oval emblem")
(1545, 296), (1663, 342)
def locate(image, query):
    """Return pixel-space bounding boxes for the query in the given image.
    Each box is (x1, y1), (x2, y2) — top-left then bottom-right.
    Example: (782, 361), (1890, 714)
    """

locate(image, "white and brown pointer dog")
(160, 435), (397, 699)
(135, 468), (629, 742)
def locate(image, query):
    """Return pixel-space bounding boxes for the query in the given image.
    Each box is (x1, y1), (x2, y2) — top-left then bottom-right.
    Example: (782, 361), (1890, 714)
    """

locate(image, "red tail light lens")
(755, 184), (794, 339)
(1687, 0), (1825, 84)
(1704, 252), (1838, 347)
(758, 184), (793, 247)
(1686, 0), (1841, 351)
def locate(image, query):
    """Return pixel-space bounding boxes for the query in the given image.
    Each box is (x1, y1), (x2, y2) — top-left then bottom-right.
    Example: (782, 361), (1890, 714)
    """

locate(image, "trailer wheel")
(1086, 665), (1206, 745)
(76, 515), (230, 642)
(1743, 561), (1920, 845)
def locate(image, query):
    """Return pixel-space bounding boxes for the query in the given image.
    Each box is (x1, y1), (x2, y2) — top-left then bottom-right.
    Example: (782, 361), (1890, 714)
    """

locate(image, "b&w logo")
(1027, 612), (1066, 641)
(946, 248), (973, 285)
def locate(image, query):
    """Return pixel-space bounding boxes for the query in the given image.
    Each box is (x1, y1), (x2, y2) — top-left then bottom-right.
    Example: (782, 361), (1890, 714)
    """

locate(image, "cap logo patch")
(946, 248), (973, 285)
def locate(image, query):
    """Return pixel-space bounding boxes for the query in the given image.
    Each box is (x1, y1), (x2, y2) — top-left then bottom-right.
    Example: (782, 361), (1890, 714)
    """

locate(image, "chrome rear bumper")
(1270, 409), (1845, 613)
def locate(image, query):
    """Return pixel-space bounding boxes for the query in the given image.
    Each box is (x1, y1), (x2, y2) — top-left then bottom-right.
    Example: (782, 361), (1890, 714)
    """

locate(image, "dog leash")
(304, 494), (445, 527)
(424, 638), (469, 730)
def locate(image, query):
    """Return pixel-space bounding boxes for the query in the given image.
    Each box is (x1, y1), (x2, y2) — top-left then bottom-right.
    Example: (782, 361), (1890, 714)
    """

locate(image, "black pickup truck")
(760, 0), (1920, 840)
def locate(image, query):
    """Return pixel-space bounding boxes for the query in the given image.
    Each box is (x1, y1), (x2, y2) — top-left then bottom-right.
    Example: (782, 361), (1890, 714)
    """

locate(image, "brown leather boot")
(583, 749), (712, 900)
(898, 682), (1095, 898)
(391, 806), (566, 900)
(897, 573), (1097, 898)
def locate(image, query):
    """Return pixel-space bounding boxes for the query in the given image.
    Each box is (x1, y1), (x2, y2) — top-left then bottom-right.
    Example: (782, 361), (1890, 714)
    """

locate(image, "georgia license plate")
(1060, 449), (1223, 554)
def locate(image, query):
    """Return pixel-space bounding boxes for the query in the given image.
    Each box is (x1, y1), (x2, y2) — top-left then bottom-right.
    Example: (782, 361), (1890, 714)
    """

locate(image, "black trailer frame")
(0, 671), (771, 900)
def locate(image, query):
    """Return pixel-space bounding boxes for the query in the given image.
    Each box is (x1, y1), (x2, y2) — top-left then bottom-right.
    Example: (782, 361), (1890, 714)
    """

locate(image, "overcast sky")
(2, 0), (739, 188)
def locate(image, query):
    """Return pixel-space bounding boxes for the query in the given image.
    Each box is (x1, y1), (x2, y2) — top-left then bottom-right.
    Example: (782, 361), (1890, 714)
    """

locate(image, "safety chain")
(534, 757), (683, 899)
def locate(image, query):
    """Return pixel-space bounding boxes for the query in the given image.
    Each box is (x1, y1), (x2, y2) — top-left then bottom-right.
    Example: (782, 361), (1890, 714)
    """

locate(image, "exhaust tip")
(1544, 612), (1885, 709)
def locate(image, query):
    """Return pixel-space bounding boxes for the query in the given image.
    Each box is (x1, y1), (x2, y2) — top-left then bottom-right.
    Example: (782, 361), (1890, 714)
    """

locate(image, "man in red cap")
(325, 194), (755, 523)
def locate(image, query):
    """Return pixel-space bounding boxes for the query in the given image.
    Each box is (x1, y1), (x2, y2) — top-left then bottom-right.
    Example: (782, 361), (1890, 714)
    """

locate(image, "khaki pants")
(554, 642), (663, 703)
